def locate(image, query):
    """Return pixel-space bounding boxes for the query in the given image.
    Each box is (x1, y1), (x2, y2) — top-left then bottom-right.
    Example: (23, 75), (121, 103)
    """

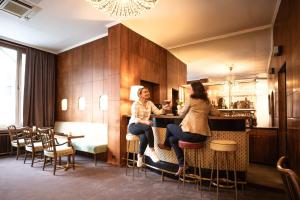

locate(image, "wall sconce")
(269, 67), (276, 79)
(61, 99), (68, 111)
(129, 85), (144, 101)
(78, 97), (85, 111)
(99, 95), (108, 111)
(273, 45), (283, 56)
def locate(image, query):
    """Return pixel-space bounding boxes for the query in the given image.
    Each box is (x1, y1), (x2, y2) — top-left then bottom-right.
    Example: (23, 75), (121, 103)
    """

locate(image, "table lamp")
(129, 85), (144, 101)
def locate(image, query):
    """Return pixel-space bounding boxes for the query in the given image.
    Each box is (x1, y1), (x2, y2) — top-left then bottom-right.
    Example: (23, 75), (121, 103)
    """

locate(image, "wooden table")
(54, 132), (84, 146)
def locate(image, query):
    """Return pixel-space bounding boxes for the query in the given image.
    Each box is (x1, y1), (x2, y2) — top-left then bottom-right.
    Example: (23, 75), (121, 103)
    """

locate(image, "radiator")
(0, 133), (11, 155)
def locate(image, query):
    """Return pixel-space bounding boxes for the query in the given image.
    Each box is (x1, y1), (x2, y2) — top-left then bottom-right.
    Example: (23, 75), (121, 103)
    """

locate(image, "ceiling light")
(86, 0), (158, 17)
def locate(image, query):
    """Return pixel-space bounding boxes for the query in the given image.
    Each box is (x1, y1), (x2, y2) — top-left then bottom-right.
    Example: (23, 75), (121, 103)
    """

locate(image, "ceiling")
(171, 28), (272, 80)
(0, 0), (114, 53)
(123, 0), (276, 48)
(0, 0), (279, 80)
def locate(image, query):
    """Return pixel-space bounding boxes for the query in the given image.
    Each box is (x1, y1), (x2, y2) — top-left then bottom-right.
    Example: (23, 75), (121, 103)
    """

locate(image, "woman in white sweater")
(128, 87), (169, 167)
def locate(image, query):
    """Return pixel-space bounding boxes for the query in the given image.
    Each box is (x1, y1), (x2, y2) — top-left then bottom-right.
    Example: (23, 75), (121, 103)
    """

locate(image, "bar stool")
(125, 133), (146, 180)
(178, 140), (205, 193)
(209, 140), (238, 200)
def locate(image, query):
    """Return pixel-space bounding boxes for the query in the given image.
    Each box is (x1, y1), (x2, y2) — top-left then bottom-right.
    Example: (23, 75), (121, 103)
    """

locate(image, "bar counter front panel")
(127, 115), (249, 172)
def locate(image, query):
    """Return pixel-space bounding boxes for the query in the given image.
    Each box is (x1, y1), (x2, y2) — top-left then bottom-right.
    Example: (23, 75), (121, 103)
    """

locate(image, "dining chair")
(23, 128), (44, 167)
(8, 125), (25, 160)
(40, 129), (75, 175)
(277, 156), (300, 200)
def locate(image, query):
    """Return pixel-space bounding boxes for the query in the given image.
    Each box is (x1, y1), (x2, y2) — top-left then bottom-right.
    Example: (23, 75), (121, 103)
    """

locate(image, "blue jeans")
(128, 123), (154, 155)
(164, 124), (207, 167)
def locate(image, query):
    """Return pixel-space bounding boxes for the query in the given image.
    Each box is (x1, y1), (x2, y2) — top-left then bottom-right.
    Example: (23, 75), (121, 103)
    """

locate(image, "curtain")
(23, 48), (56, 127)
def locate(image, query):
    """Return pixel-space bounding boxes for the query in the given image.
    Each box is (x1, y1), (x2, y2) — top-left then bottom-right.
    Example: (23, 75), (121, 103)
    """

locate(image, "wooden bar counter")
(126, 115), (249, 183)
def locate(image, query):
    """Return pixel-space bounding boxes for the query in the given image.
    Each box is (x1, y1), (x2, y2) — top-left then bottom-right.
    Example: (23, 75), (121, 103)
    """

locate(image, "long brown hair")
(190, 81), (209, 102)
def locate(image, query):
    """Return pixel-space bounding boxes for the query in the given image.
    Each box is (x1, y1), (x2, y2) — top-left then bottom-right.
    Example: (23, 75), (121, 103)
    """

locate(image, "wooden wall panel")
(167, 52), (187, 100)
(56, 38), (109, 124)
(123, 24), (168, 105)
(269, 0), (300, 175)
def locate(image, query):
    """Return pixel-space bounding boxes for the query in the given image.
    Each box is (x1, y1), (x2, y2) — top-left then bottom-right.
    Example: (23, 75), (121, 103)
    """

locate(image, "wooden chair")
(40, 129), (75, 175)
(23, 128), (44, 167)
(277, 156), (300, 200)
(8, 125), (25, 160)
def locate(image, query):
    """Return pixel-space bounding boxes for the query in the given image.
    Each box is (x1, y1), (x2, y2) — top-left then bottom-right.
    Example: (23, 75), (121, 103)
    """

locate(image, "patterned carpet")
(0, 156), (287, 200)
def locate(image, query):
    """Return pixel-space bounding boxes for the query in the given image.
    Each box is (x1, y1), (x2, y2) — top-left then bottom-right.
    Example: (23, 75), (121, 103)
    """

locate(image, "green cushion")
(71, 140), (107, 154)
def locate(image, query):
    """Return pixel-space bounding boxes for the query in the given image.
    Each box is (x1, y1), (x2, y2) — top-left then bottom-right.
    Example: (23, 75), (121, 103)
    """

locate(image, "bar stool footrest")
(179, 173), (200, 183)
(211, 178), (236, 189)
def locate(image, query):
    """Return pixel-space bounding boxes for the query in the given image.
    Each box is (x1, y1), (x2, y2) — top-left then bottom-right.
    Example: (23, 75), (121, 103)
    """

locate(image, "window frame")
(0, 41), (26, 127)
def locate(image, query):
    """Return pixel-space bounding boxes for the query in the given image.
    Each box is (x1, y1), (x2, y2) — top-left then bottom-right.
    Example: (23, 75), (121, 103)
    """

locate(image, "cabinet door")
(249, 129), (256, 162)
(249, 129), (278, 165)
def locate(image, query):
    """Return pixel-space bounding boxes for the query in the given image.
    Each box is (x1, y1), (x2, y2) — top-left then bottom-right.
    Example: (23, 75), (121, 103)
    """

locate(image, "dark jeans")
(128, 123), (154, 155)
(163, 124), (207, 167)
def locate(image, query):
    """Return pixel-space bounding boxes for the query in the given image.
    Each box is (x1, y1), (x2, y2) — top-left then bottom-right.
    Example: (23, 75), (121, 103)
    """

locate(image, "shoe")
(175, 167), (184, 176)
(149, 150), (160, 163)
(158, 143), (171, 151)
(175, 164), (189, 176)
(137, 155), (143, 168)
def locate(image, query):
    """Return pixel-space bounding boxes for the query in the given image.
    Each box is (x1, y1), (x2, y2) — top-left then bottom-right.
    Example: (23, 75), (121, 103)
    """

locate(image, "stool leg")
(216, 152), (219, 200)
(209, 151), (216, 191)
(194, 148), (197, 190)
(132, 141), (136, 180)
(144, 154), (147, 177)
(234, 152), (238, 200)
(225, 152), (229, 186)
(125, 140), (130, 176)
(137, 141), (140, 175)
(200, 149), (203, 199)
(183, 148), (186, 190)
(177, 173), (180, 189)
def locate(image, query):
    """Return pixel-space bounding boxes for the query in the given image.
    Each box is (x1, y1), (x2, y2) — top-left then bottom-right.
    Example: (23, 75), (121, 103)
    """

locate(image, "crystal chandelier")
(86, 0), (158, 17)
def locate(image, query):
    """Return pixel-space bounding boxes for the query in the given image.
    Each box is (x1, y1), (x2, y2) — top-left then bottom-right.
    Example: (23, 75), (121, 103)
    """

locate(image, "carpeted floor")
(0, 156), (287, 200)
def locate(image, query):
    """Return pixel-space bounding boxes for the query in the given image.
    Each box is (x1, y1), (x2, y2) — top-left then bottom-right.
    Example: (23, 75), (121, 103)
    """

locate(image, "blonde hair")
(137, 87), (148, 98)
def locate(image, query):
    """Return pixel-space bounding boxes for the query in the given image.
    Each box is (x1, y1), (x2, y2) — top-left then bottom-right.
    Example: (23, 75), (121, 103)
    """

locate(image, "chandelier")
(86, 0), (158, 17)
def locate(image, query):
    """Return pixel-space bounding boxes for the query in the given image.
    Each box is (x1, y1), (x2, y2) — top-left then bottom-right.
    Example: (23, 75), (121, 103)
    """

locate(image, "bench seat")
(54, 121), (108, 165)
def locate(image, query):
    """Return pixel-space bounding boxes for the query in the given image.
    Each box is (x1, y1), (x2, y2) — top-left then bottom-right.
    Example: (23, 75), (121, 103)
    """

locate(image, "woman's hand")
(145, 120), (153, 126)
(162, 104), (171, 110)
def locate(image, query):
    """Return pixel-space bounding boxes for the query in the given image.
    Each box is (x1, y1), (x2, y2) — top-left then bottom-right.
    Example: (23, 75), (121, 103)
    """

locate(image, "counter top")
(208, 116), (248, 120)
(150, 115), (182, 119)
(218, 109), (256, 111)
(150, 115), (248, 120)
(250, 126), (278, 130)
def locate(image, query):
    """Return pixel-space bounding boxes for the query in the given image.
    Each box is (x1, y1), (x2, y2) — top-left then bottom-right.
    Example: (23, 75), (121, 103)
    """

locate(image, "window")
(0, 45), (26, 128)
